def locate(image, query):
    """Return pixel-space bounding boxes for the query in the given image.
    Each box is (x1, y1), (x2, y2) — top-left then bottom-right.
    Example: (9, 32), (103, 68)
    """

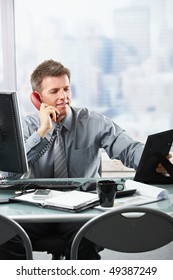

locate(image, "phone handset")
(30, 91), (59, 122)
(30, 91), (42, 110)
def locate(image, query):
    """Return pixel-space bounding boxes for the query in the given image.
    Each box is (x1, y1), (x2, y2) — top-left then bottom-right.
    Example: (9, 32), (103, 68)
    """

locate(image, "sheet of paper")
(125, 179), (169, 199)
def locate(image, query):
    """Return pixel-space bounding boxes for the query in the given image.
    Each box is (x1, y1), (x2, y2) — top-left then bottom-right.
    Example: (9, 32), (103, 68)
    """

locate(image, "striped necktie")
(53, 124), (68, 178)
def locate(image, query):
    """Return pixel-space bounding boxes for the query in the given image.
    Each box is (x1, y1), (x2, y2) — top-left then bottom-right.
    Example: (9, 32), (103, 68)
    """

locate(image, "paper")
(125, 179), (169, 200)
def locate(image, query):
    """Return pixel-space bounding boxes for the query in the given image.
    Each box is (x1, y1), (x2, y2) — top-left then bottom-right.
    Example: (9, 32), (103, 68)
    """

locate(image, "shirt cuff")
(25, 131), (41, 152)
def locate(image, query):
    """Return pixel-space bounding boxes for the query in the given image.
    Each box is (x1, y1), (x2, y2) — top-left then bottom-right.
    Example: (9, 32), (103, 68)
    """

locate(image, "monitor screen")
(0, 91), (28, 177)
(134, 129), (173, 184)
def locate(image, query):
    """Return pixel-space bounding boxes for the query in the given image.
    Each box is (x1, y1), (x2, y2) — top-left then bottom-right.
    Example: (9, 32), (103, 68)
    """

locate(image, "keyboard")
(0, 179), (81, 191)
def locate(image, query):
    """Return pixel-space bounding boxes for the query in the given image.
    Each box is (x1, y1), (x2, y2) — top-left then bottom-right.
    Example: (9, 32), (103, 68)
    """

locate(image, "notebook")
(11, 189), (100, 212)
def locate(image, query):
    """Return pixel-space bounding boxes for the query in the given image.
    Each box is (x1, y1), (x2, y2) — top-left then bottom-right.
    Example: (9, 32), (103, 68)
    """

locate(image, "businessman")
(0, 59), (169, 259)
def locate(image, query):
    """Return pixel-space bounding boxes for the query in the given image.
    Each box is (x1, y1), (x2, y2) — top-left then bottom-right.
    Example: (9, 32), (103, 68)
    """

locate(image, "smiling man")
(23, 59), (145, 179)
(21, 59), (144, 260)
(0, 59), (169, 260)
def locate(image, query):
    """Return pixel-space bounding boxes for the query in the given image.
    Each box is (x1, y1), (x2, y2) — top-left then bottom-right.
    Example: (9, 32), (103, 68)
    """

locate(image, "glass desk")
(0, 178), (173, 223)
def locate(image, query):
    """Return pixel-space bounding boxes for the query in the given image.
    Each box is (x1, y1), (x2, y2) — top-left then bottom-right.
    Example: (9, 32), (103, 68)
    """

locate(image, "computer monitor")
(0, 91), (28, 178)
(134, 129), (173, 184)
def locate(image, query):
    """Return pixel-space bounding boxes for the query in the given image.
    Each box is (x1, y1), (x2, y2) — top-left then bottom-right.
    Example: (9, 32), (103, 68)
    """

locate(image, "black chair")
(70, 206), (173, 259)
(0, 214), (33, 260)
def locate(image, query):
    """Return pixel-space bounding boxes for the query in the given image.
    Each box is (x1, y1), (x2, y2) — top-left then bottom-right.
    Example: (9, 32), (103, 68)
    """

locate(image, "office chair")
(70, 206), (173, 259)
(0, 214), (33, 260)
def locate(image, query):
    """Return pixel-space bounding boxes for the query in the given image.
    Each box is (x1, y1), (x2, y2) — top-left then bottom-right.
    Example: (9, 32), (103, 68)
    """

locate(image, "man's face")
(39, 74), (72, 121)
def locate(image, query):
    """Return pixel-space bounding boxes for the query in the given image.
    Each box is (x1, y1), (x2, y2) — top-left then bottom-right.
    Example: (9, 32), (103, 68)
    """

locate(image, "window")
(0, 0), (16, 90)
(2, 0), (173, 144)
(0, 4), (3, 88)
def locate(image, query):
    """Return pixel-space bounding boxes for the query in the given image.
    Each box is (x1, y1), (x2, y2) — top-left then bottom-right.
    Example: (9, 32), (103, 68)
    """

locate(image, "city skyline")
(2, 0), (173, 143)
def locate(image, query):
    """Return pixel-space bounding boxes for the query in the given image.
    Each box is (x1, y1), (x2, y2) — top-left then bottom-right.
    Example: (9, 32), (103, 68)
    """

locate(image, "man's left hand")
(156, 154), (172, 174)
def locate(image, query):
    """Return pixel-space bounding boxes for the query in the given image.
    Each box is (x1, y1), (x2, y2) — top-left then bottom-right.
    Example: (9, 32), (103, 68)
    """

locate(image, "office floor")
(33, 241), (173, 260)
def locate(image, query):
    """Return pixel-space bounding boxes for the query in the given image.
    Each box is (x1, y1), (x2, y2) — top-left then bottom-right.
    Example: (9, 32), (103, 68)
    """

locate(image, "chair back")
(70, 206), (173, 259)
(0, 214), (33, 259)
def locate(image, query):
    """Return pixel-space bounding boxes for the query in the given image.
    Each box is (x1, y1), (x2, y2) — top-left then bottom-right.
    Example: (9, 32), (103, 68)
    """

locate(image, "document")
(11, 190), (99, 212)
(125, 179), (169, 199)
(96, 179), (170, 210)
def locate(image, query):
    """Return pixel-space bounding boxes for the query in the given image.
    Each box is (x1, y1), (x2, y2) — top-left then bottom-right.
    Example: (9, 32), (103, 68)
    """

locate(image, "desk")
(1, 178), (173, 223)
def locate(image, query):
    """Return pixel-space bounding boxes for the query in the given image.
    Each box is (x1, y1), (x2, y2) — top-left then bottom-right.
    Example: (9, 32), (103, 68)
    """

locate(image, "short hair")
(30, 59), (71, 92)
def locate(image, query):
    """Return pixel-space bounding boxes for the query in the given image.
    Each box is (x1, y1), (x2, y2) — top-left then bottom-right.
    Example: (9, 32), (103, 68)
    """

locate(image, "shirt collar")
(48, 106), (73, 137)
(61, 107), (73, 132)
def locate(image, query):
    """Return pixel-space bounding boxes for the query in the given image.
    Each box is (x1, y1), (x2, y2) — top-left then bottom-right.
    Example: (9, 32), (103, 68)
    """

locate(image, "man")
(23, 59), (144, 178)
(0, 59), (168, 259)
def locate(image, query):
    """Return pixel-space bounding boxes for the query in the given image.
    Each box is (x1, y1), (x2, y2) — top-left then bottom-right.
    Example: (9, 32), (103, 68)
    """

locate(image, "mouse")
(80, 180), (97, 192)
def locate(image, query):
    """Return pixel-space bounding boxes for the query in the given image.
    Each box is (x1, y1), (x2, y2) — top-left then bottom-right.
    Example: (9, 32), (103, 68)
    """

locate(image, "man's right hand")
(37, 103), (59, 138)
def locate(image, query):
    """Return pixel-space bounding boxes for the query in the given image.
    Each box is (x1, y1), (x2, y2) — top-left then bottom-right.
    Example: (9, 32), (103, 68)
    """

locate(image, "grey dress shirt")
(22, 107), (144, 178)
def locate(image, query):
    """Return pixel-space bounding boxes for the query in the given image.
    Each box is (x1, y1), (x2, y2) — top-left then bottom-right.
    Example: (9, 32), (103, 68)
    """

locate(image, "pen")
(15, 189), (35, 195)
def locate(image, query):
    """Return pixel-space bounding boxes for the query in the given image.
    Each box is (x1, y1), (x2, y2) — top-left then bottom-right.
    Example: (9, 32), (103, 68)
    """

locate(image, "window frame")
(0, 0), (16, 90)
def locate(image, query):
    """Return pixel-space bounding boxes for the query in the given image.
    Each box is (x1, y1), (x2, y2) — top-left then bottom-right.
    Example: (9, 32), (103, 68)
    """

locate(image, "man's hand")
(156, 154), (172, 174)
(37, 103), (60, 138)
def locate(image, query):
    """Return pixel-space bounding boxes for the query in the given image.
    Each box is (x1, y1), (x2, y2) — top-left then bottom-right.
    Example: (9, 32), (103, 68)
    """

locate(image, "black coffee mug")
(97, 180), (117, 207)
